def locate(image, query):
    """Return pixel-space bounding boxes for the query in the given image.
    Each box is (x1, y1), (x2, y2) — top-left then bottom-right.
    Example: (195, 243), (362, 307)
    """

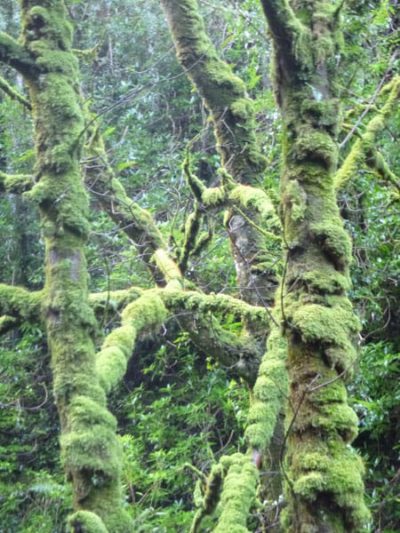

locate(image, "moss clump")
(283, 179), (307, 222)
(299, 266), (350, 294)
(311, 222), (352, 270)
(292, 129), (338, 170)
(229, 184), (279, 226)
(288, 299), (359, 372)
(230, 98), (254, 121)
(214, 453), (259, 533)
(289, 442), (370, 530)
(202, 186), (226, 206)
(68, 511), (108, 533)
(245, 320), (288, 450)
(61, 397), (121, 484)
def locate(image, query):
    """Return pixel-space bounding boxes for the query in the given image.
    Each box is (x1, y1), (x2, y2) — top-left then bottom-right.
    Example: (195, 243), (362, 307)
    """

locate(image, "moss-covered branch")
(90, 285), (267, 385)
(213, 453), (259, 533)
(245, 317), (287, 451)
(0, 171), (33, 194)
(161, 288), (270, 324)
(0, 283), (42, 323)
(335, 76), (400, 190)
(0, 31), (38, 75)
(260, 0), (309, 76)
(0, 76), (32, 110)
(84, 126), (179, 286)
(161, 0), (280, 307)
(160, 0), (267, 184)
(191, 453), (258, 533)
(96, 290), (168, 394)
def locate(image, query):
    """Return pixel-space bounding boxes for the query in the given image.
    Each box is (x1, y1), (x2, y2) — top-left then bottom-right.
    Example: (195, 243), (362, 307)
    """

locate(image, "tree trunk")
(20, 1), (131, 530)
(260, 0), (370, 530)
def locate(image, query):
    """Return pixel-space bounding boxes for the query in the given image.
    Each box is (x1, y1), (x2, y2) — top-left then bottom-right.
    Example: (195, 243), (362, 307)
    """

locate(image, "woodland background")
(0, 0), (399, 531)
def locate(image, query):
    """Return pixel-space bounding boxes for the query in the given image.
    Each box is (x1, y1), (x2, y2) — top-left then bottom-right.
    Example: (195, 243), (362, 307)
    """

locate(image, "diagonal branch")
(84, 125), (182, 286)
(0, 76), (32, 110)
(160, 0), (266, 184)
(161, 0), (281, 307)
(335, 76), (400, 190)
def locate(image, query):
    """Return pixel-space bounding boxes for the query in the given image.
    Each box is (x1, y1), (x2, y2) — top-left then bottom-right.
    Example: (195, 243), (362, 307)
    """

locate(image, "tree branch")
(95, 290), (169, 394)
(335, 76), (400, 190)
(0, 171), (33, 194)
(0, 76), (32, 110)
(0, 284), (42, 324)
(89, 283), (269, 383)
(259, 0), (310, 81)
(160, 0), (267, 184)
(84, 125), (182, 286)
(0, 32), (38, 75)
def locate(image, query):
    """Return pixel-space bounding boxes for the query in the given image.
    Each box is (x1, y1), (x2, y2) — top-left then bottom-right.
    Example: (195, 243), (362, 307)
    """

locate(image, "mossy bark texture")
(16, 2), (131, 530)
(160, 0), (278, 307)
(260, 0), (369, 530)
(161, 0), (288, 517)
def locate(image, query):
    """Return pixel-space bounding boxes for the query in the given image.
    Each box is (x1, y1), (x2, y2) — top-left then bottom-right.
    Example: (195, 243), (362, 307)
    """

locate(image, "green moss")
(288, 299), (360, 373)
(283, 179), (307, 222)
(68, 511), (108, 533)
(300, 98), (340, 132)
(299, 266), (350, 294)
(311, 222), (352, 270)
(152, 249), (182, 287)
(0, 284), (43, 322)
(62, 397), (121, 483)
(314, 402), (359, 442)
(245, 319), (288, 450)
(230, 98), (253, 121)
(202, 186), (226, 206)
(292, 129), (338, 170)
(202, 464), (224, 513)
(214, 453), (259, 533)
(229, 185), (279, 225)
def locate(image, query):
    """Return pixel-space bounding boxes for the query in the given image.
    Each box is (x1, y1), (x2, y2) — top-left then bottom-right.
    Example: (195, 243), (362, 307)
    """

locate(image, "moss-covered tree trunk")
(15, 1), (131, 531)
(160, 0), (278, 308)
(260, 0), (370, 530)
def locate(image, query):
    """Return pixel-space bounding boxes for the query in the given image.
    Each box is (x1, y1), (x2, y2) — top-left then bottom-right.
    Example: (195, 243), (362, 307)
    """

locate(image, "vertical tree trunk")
(20, 1), (131, 530)
(260, 0), (370, 530)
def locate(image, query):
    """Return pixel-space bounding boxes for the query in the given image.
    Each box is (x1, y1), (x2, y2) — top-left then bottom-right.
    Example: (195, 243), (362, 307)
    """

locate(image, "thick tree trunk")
(19, 2), (131, 530)
(260, 0), (370, 530)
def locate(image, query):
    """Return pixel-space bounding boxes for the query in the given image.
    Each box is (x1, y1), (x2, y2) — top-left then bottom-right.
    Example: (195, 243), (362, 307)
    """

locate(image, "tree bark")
(261, 0), (370, 530)
(160, 0), (279, 307)
(18, 2), (132, 530)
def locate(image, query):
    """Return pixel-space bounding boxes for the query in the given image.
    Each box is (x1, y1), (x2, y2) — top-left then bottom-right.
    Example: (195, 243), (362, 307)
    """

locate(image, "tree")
(0, 0), (398, 531)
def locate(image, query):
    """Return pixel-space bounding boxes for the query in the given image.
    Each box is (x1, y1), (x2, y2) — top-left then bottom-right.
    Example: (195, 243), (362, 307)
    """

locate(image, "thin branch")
(0, 76), (32, 110)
